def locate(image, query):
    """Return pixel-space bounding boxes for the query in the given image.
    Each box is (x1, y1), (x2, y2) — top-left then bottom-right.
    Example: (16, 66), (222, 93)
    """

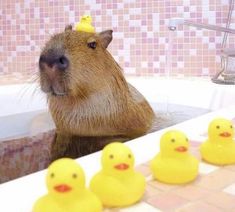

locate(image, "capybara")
(39, 25), (155, 161)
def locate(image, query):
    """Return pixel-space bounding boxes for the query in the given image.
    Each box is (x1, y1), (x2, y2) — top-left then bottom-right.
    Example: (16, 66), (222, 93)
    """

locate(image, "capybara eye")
(216, 125), (220, 129)
(72, 173), (77, 179)
(50, 173), (55, 178)
(171, 138), (175, 143)
(88, 41), (96, 49)
(109, 154), (114, 159)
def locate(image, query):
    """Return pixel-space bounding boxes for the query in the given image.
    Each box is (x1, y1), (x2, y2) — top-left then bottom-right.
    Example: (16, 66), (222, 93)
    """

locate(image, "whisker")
(17, 83), (37, 103)
(17, 65), (42, 102)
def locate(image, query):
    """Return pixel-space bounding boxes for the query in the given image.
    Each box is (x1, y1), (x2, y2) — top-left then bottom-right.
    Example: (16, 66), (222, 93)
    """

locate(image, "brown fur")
(39, 27), (155, 161)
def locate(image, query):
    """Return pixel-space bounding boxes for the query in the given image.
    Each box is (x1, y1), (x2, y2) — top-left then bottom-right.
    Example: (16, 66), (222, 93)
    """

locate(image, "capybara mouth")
(39, 66), (68, 96)
(219, 132), (231, 137)
(175, 146), (188, 152)
(54, 184), (72, 193)
(49, 84), (67, 96)
(114, 163), (129, 170)
(51, 89), (67, 96)
(41, 82), (67, 96)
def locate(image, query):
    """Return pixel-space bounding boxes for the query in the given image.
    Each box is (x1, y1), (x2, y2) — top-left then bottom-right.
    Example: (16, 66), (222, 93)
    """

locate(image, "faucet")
(168, 18), (235, 34)
(168, 18), (235, 84)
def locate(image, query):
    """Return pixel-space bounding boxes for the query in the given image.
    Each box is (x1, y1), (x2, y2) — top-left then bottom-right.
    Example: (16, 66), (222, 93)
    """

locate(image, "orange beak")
(54, 184), (72, 193)
(219, 132), (231, 137)
(114, 163), (129, 170)
(175, 146), (188, 152)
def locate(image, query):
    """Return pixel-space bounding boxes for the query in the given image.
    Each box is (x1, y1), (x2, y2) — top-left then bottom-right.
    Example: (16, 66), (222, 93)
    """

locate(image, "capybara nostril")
(56, 56), (69, 71)
(39, 54), (69, 71)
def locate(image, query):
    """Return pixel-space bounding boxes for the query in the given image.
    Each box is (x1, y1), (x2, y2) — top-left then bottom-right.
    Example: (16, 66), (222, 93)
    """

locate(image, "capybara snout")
(39, 53), (69, 71)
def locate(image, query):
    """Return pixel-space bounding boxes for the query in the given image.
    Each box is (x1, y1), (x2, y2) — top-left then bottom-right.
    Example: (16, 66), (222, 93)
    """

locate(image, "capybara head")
(39, 25), (119, 98)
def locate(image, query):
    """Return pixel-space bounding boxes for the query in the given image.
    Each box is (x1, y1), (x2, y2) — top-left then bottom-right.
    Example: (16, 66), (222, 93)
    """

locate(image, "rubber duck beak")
(54, 184), (72, 193)
(175, 146), (188, 152)
(114, 163), (129, 170)
(219, 132), (231, 137)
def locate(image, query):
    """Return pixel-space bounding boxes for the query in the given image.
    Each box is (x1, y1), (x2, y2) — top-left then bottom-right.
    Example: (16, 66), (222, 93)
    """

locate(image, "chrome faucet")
(168, 17), (235, 84)
(168, 18), (235, 34)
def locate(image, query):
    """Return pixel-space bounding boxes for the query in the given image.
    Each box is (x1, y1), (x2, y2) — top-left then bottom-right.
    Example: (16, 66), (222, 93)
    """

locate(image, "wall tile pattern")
(0, 0), (234, 83)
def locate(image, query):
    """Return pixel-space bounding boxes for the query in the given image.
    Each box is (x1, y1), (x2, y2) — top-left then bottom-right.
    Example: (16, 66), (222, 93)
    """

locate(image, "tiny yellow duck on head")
(75, 15), (95, 33)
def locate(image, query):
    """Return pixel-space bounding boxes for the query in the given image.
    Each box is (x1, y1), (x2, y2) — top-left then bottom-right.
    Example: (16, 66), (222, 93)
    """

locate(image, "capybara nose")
(39, 54), (69, 71)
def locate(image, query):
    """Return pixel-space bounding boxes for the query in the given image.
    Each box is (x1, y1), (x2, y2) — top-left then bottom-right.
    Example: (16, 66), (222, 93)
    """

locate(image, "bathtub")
(0, 83), (54, 140)
(2, 76), (235, 139)
(1, 76), (235, 183)
(128, 77), (235, 110)
(0, 84), (54, 183)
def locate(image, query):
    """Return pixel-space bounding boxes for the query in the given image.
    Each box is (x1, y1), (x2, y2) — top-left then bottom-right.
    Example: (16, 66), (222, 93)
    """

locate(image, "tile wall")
(0, 0), (234, 84)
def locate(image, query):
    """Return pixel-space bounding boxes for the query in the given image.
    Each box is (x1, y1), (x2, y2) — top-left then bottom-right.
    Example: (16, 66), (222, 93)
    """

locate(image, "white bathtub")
(1, 76), (235, 140)
(128, 77), (235, 110)
(0, 83), (54, 140)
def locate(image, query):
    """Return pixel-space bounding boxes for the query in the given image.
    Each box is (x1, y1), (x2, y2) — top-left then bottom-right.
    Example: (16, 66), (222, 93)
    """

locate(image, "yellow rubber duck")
(90, 142), (146, 207)
(150, 130), (199, 184)
(75, 15), (95, 33)
(200, 118), (235, 165)
(33, 158), (102, 212)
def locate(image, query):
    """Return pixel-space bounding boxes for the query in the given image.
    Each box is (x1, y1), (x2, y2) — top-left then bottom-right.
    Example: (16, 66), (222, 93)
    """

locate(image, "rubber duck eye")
(171, 138), (175, 143)
(186, 138), (189, 142)
(88, 41), (96, 49)
(231, 125), (233, 129)
(128, 154), (132, 159)
(50, 173), (55, 178)
(216, 125), (220, 129)
(72, 173), (77, 179)
(109, 154), (114, 159)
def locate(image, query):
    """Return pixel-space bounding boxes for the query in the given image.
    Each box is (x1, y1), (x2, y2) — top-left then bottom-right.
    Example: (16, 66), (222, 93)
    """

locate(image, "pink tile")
(224, 164), (235, 172)
(177, 202), (222, 212)
(195, 169), (235, 190)
(147, 180), (180, 192)
(174, 185), (213, 201)
(204, 192), (235, 210)
(1, 1), (232, 81)
(143, 184), (162, 200)
(146, 193), (189, 211)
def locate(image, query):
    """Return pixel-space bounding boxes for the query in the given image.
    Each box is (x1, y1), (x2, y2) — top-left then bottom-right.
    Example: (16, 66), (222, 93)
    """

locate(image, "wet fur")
(40, 28), (155, 160)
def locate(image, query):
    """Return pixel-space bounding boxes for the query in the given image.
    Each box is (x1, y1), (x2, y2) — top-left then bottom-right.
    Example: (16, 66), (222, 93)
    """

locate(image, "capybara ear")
(99, 30), (113, 49)
(65, 24), (73, 31)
